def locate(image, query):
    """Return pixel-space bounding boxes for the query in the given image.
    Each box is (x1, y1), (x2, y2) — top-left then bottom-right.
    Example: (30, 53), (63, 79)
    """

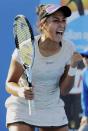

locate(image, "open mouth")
(56, 31), (63, 35)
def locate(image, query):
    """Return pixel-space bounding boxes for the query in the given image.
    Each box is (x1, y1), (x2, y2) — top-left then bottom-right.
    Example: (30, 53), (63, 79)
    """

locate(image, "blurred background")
(0, 0), (88, 131)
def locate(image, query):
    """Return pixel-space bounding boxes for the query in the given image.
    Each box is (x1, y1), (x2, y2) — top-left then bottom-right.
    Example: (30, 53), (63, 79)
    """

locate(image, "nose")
(59, 21), (66, 30)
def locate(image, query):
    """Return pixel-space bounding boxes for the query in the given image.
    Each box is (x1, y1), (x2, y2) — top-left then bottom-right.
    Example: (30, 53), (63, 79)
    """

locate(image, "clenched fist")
(70, 52), (85, 68)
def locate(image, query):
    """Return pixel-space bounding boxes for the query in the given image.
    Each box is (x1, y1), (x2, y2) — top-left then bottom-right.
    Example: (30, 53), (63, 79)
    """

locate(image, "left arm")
(60, 52), (84, 96)
(59, 65), (75, 95)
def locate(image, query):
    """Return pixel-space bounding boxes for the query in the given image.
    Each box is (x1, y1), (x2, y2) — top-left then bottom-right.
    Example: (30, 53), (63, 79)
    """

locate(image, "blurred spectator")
(78, 50), (88, 131)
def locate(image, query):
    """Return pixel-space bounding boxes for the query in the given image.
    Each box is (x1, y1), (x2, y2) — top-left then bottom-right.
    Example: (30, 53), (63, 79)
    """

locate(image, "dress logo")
(46, 61), (54, 64)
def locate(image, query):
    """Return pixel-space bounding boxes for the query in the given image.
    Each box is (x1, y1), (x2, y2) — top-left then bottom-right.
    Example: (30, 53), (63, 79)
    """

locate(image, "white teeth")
(58, 31), (63, 33)
(56, 31), (63, 35)
(58, 31), (63, 32)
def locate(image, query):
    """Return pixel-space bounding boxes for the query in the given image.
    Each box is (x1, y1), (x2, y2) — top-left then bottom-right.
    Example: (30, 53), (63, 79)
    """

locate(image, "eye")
(53, 19), (59, 23)
(62, 19), (66, 23)
(53, 19), (66, 23)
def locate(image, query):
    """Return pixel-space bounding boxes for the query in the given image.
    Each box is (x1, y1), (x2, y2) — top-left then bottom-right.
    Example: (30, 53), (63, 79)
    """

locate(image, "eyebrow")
(52, 16), (66, 19)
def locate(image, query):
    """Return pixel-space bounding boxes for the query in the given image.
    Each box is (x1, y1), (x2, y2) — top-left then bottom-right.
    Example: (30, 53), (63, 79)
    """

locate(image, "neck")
(39, 36), (62, 49)
(38, 35), (62, 57)
(38, 38), (62, 54)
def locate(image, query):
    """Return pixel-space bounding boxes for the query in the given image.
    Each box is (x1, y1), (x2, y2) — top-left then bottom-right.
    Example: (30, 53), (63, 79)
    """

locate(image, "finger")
(25, 90), (32, 94)
(25, 94), (34, 100)
(24, 86), (32, 91)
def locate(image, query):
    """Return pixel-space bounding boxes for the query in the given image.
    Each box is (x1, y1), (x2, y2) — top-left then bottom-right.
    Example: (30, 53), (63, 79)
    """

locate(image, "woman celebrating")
(5, 4), (83, 131)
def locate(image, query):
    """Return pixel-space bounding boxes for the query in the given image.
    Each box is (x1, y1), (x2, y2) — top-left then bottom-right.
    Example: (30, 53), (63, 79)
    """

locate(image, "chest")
(32, 52), (66, 82)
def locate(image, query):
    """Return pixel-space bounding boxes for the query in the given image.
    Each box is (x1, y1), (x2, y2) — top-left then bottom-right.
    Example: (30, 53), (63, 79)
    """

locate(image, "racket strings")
(14, 18), (31, 44)
(13, 15), (35, 69)
(20, 43), (33, 65)
(13, 15), (34, 67)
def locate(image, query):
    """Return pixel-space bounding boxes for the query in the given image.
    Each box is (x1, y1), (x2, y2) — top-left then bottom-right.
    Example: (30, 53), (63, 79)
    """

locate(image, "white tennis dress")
(5, 35), (75, 127)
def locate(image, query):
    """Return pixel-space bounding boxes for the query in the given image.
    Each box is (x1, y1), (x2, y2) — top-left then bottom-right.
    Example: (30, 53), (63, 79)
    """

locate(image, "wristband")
(68, 66), (77, 76)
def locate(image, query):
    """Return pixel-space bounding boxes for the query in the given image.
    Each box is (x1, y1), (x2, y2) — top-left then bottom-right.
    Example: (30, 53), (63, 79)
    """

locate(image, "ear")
(39, 21), (43, 28)
(37, 21), (44, 31)
(39, 18), (46, 27)
(37, 18), (47, 32)
(36, 21), (43, 31)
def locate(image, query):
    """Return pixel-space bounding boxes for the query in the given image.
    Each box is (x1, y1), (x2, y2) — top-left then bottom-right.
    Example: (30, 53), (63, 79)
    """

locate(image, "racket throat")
(23, 64), (32, 87)
(28, 82), (32, 87)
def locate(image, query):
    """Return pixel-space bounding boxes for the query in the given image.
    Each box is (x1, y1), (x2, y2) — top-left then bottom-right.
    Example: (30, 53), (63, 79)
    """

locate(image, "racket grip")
(28, 82), (35, 115)
(28, 100), (35, 115)
(28, 82), (32, 87)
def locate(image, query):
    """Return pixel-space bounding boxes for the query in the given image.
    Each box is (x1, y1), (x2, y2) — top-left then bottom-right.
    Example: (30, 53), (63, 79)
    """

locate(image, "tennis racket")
(13, 14), (35, 115)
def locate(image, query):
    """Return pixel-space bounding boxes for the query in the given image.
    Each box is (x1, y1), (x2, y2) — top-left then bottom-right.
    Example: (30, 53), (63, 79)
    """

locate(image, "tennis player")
(5, 4), (83, 131)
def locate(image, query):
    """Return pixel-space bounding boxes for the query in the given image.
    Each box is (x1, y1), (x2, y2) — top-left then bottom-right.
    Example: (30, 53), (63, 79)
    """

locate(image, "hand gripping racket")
(13, 15), (35, 115)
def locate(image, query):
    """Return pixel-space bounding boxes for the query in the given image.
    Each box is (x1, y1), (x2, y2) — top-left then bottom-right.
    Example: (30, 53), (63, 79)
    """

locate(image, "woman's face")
(42, 11), (66, 43)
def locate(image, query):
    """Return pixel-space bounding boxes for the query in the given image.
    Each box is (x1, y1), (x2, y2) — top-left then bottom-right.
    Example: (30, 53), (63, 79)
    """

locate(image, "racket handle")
(28, 82), (35, 115)
(28, 82), (32, 87)
(28, 100), (35, 115)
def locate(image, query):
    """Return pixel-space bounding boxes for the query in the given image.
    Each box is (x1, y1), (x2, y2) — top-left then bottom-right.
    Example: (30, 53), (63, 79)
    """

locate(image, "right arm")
(6, 58), (33, 100)
(6, 57), (24, 96)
